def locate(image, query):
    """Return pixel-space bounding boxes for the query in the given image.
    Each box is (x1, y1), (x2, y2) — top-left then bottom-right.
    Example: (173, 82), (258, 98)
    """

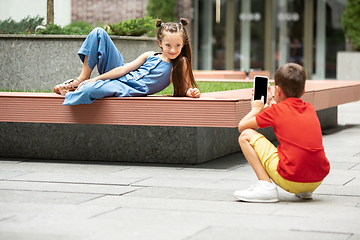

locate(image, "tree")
(47, 0), (54, 26)
(341, 0), (360, 51)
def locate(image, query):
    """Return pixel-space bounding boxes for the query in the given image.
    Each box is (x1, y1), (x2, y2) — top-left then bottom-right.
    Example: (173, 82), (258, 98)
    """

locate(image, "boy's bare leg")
(239, 129), (272, 183)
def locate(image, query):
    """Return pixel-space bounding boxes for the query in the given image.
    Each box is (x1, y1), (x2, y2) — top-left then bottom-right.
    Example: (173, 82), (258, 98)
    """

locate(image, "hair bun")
(180, 18), (188, 26)
(156, 19), (163, 28)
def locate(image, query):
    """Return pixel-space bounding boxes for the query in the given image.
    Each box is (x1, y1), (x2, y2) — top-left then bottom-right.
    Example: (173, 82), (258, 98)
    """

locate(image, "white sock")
(258, 180), (275, 189)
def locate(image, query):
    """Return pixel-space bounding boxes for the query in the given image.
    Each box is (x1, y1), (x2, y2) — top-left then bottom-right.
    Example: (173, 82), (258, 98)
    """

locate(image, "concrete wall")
(0, 34), (159, 91)
(0, 123), (241, 164)
(337, 52), (360, 80)
(0, 0), (71, 27)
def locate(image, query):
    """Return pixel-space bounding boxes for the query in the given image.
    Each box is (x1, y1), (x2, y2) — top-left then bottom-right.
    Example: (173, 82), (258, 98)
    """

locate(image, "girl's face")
(159, 31), (184, 60)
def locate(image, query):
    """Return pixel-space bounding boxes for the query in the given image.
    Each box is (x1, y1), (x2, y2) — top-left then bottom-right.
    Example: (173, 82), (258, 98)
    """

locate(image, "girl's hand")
(186, 88), (200, 98)
(77, 78), (99, 90)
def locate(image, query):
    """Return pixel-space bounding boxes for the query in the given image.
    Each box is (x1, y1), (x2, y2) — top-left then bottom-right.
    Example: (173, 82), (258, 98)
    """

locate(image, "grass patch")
(0, 81), (255, 95)
(155, 81), (253, 95)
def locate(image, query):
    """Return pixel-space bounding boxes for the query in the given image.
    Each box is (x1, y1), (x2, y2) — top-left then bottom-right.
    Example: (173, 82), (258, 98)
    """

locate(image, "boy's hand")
(251, 96), (265, 113)
(238, 96), (263, 132)
(186, 88), (200, 98)
(267, 84), (275, 106)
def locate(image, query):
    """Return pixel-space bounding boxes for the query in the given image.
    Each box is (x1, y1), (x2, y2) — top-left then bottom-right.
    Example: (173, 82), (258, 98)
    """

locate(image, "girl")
(54, 18), (200, 105)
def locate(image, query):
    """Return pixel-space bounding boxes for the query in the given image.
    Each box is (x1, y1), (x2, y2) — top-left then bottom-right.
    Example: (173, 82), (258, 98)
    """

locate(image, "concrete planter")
(0, 34), (158, 91)
(337, 51), (360, 80)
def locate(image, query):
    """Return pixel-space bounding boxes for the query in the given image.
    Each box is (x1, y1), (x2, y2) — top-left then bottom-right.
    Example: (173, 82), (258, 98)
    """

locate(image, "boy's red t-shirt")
(256, 97), (330, 183)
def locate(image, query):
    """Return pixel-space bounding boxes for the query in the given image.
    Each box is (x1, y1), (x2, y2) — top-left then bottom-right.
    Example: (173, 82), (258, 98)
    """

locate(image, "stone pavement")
(0, 101), (360, 240)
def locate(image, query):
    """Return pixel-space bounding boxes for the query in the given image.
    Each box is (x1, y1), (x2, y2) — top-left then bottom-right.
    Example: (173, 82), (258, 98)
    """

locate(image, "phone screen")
(254, 76), (268, 104)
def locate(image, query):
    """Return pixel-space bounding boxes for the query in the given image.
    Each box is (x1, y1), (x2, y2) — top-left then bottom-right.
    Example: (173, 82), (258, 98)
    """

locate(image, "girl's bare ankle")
(77, 76), (87, 82)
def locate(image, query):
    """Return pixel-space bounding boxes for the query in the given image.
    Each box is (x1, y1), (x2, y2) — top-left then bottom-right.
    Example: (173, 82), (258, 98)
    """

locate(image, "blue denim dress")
(63, 28), (172, 105)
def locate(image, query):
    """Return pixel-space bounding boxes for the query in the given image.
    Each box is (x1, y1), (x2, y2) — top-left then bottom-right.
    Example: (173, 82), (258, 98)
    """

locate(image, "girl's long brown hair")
(156, 18), (199, 96)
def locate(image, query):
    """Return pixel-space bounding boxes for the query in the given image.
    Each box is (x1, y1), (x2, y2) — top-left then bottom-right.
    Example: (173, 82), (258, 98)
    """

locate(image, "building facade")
(72, 0), (346, 79)
(192, 0), (347, 79)
(71, 0), (193, 34)
(1, 0), (348, 79)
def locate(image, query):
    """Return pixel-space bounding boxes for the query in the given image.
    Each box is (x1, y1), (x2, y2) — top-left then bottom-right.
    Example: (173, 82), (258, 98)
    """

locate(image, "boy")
(234, 63), (330, 203)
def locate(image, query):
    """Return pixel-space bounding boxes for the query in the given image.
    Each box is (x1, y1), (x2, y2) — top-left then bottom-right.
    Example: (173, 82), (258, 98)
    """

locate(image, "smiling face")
(158, 31), (184, 61)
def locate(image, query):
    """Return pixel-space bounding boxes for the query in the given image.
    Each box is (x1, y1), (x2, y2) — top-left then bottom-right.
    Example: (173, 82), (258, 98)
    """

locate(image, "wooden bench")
(1, 80), (359, 164)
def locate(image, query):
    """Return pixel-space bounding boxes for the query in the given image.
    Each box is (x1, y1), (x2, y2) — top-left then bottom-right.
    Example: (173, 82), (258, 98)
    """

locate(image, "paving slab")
(0, 189), (101, 204)
(83, 207), (311, 237)
(0, 202), (114, 220)
(187, 226), (351, 240)
(0, 170), (32, 180)
(338, 100), (360, 125)
(0, 180), (142, 195)
(321, 169), (359, 185)
(346, 176), (360, 186)
(122, 186), (236, 201)
(9, 172), (152, 186)
(0, 231), (79, 240)
(329, 162), (359, 170)
(0, 159), (130, 174)
(315, 184), (360, 196)
(132, 176), (246, 190)
(80, 195), (285, 215)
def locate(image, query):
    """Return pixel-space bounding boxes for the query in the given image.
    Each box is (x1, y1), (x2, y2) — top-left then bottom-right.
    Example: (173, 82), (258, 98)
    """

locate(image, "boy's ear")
(275, 85), (281, 96)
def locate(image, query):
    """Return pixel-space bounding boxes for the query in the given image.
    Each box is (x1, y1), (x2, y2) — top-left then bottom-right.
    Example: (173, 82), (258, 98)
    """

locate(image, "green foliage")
(108, 17), (156, 37)
(155, 82), (254, 95)
(1, 82), (254, 94)
(36, 22), (94, 35)
(146, 0), (176, 23)
(0, 15), (44, 34)
(341, 0), (360, 51)
(36, 22), (62, 34)
(66, 21), (93, 29)
(0, 15), (156, 37)
(61, 25), (93, 35)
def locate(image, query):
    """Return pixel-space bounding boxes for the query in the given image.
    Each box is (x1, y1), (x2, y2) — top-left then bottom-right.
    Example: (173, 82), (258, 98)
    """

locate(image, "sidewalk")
(0, 101), (360, 240)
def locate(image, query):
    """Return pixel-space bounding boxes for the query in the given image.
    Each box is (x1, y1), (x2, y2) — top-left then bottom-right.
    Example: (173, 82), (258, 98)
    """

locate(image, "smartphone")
(253, 75), (269, 105)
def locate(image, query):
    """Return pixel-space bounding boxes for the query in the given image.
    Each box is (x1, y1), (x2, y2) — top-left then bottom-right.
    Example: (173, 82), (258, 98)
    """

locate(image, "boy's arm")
(238, 96), (264, 132)
(238, 112), (260, 132)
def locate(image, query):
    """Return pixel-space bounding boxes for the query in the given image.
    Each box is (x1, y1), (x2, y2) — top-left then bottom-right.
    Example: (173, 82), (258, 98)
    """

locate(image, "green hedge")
(341, 0), (360, 51)
(107, 17), (156, 37)
(0, 16), (44, 34)
(0, 16), (156, 37)
(35, 22), (94, 35)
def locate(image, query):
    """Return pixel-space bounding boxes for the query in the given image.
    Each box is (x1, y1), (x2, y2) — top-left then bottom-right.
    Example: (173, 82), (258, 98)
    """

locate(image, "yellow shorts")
(250, 133), (323, 194)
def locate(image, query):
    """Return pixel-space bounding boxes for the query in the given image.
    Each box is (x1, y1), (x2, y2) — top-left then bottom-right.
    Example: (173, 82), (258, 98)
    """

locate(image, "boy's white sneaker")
(234, 180), (279, 203)
(296, 191), (313, 200)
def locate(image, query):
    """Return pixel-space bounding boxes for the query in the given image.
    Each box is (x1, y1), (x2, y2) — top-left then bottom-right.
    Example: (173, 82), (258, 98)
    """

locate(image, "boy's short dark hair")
(274, 63), (306, 98)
